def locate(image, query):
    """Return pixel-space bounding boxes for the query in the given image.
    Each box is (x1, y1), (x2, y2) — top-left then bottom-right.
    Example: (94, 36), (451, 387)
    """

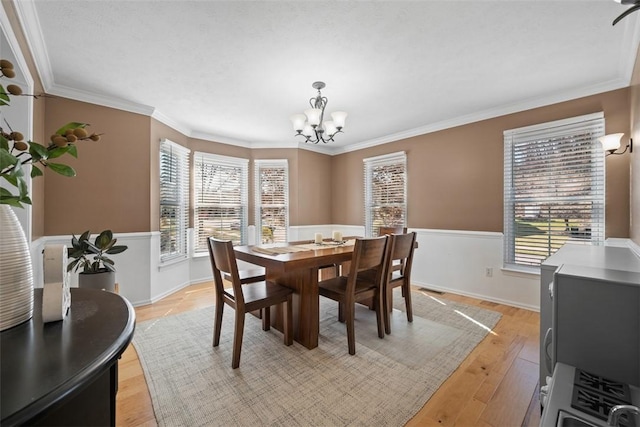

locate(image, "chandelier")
(290, 81), (347, 144)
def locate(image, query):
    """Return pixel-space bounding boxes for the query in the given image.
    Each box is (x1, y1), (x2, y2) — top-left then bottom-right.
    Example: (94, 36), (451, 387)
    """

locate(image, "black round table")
(1, 288), (135, 426)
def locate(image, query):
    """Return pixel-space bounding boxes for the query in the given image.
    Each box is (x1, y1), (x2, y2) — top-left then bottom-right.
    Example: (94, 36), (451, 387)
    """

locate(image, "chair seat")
(318, 276), (377, 301)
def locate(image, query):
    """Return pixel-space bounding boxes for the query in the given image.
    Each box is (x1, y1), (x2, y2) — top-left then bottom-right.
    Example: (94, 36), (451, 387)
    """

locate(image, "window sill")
(501, 264), (540, 278)
(159, 255), (188, 270)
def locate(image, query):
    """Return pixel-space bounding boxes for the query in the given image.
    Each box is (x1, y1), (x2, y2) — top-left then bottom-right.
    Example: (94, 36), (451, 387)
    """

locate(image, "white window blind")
(159, 139), (190, 262)
(503, 112), (605, 268)
(194, 152), (248, 252)
(364, 151), (407, 237)
(254, 159), (289, 244)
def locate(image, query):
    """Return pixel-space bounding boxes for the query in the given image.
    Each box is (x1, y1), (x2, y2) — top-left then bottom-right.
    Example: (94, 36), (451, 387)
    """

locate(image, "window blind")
(159, 139), (190, 262)
(363, 151), (407, 237)
(194, 152), (248, 251)
(254, 159), (289, 244)
(503, 112), (605, 268)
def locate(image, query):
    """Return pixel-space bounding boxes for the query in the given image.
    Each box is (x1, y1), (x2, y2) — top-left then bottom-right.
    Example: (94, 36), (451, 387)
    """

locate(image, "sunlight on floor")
(417, 289), (499, 336)
(455, 309), (498, 336)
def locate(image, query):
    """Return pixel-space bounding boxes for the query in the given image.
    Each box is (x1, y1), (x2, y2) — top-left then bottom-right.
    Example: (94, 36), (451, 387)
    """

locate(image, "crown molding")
(334, 76), (631, 155)
(46, 83), (155, 116)
(12, 0), (52, 90)
(151, 109), (192, 137)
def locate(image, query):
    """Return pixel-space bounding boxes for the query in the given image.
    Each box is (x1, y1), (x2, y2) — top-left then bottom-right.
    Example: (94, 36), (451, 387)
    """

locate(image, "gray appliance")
(539, 244), (640, 394)
(551, 264), (640, 387)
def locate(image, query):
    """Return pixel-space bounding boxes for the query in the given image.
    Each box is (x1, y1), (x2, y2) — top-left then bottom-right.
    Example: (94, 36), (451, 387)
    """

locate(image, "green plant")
(0, 58), (101, 208)
(67, 230), (128, 274)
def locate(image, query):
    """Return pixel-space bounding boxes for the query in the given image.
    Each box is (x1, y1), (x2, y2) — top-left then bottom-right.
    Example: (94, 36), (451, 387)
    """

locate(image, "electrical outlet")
(485, 267), (493, 277)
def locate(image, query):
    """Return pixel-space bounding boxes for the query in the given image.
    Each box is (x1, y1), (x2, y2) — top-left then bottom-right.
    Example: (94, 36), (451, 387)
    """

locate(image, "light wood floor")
(116, 282), (541, 427)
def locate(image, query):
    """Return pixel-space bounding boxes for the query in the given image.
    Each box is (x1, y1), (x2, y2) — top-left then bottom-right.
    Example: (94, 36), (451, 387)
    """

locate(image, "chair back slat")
(378, 226), (407, 236)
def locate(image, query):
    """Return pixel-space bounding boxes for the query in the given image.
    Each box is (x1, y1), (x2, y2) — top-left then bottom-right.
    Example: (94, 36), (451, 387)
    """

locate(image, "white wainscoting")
(31, 226), (555, 310)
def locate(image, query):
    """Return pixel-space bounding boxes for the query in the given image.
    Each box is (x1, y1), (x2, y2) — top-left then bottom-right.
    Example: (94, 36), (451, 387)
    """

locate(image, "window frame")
(363, 151), (407, 237)
(254, 159), (289, 244)
(503, 112), (606, 270)
(193, 152), (249, 253)
(159, 139), (190, 263)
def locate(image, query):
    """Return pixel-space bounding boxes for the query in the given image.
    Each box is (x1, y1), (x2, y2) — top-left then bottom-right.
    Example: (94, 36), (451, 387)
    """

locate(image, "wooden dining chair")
(318, 236), (388, 355)
(382, 231), (417, 334)
(208, 237), (293, 369)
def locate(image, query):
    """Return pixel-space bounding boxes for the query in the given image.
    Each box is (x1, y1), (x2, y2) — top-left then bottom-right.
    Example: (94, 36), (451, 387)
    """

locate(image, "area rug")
(132, 289), (502, 426)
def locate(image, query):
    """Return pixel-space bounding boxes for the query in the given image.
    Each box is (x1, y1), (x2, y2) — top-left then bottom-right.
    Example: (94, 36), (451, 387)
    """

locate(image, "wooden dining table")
(234, 240), (358, 349)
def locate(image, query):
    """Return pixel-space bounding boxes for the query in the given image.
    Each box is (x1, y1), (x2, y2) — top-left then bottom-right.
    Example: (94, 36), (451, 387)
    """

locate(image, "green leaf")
(0, 196), (24, 207)
(46, 162), (76, 177)
(0, 84), (9, 105)
(95, 230), (113, 249)
(106, 245), (128, 255)
(30, 165), (43, 178)
(0, 133), (8, 150)
(55, 122), (88, 135)
(46, 146), (69, 159)
(67, 258), (81, 273)
(29, 142), (49, 161)
(66, 144), (78, 158)
(0, 147), (18, 170)
(0, 187), (29, 207)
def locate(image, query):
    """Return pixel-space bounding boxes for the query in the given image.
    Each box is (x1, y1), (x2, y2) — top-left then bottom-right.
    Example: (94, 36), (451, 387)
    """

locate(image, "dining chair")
(318, 236), (388, 355)
(208, 237), (293, 369)
(382, 231), (417, 334)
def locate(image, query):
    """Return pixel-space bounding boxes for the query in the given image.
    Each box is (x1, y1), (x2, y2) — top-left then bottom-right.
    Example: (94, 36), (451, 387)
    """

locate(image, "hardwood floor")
(116, 283), (541, 427)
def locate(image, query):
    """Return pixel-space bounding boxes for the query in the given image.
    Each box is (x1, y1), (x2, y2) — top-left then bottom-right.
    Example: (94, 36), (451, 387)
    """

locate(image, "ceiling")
(10, 0), (640, 154)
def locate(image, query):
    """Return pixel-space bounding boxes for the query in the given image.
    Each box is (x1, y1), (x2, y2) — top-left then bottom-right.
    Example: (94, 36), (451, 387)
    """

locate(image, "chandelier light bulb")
(324, 121), (337, 137)
(290, 114), (307, 133)
(331, 111), (348, 129)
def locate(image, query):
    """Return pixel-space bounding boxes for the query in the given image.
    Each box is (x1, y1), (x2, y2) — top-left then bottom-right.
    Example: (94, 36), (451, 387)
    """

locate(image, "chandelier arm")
(613, 4), (640, 25)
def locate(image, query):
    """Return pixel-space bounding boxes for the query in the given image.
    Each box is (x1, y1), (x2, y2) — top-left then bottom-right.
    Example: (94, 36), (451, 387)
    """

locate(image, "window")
(159, 139), (190, 262)
(255, 159), (289, 244)
(194, 152), (248, 252)
(364, 152), (407, 237)
(503, 112), (605, 268)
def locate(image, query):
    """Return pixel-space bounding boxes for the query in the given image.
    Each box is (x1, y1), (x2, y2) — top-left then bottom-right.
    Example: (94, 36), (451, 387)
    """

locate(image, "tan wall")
(332, 88), (631, 237)
(297, 149), (332, 225)
(631, 44), (640, 245)
(44, 97), (151, 235)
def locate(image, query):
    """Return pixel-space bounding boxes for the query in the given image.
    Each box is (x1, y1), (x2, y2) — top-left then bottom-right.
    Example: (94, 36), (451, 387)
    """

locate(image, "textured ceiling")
(11, 0), (640, 154)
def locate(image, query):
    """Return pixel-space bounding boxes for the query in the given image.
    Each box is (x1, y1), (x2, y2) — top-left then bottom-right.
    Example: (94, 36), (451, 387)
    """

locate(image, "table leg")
(267, 267), (319, 349)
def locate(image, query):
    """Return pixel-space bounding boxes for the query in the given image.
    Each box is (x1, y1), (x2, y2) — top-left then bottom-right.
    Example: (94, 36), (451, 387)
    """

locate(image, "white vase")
(0, 205), (34, 331)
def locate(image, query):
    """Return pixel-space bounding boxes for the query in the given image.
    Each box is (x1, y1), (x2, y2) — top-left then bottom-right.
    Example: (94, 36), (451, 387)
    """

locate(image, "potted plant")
(67, 230), (128, 292)
(0, 58), (101, 330)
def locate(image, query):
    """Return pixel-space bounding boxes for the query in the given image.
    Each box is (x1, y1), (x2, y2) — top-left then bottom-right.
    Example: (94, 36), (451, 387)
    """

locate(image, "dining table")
(234, 239), (358, 349)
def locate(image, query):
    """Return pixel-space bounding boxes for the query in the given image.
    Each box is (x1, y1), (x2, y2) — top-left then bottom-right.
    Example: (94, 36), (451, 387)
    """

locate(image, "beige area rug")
(132, 289), (501, 426)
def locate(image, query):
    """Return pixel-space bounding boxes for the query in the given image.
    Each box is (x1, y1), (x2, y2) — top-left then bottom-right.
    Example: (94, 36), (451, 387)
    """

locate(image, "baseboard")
(411, 279), (540, 312)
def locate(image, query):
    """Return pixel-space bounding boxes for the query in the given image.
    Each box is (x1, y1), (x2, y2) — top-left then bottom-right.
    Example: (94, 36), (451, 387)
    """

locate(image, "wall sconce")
(598, 133), (633, 156)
